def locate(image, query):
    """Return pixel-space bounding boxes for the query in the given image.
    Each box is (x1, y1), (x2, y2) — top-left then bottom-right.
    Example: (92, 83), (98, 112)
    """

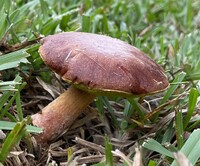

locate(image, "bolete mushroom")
(31, 32), (169, 143)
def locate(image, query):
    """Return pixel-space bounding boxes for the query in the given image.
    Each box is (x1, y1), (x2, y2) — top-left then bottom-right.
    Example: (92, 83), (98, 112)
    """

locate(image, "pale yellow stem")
(31, 86), (95, 143)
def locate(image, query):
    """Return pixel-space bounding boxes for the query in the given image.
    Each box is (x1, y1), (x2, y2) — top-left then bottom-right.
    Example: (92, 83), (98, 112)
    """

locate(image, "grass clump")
(0, 0), (199, 165)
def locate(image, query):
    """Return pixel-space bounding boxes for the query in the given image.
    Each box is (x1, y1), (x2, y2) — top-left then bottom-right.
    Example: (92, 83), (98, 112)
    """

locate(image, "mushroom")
(31, 32), (169, 143)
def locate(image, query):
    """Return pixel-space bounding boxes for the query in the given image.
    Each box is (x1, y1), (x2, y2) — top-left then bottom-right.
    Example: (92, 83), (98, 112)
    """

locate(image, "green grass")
(0, 0), (200, 165)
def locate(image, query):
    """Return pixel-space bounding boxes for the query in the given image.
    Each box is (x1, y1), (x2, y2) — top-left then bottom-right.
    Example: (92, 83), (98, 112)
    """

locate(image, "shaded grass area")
(0, 0), (200, 165)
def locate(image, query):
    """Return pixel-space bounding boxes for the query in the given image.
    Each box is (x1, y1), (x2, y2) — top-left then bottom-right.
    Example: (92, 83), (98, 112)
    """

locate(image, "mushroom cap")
(39, 32), (169, 96)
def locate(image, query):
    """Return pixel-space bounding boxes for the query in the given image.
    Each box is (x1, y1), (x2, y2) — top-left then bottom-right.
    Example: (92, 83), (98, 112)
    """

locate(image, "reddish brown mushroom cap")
(32, 32), (169, 143)
(39, 32), (169, 96)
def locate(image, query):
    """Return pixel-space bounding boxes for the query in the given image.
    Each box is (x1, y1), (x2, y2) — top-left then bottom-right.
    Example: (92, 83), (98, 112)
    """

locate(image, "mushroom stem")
(31, 86), (95, 143)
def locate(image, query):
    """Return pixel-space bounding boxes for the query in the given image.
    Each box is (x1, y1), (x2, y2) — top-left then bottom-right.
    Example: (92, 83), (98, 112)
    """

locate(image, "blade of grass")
(0, 6), (7, 39)
(0, 121), (42, 133)
(186, 0), (192, 30)
(0, 120), (26, 163)
(0, 80), (26, 120)
(142, 138), (173, 158)
(40, 0), (50, 21)
(148, 160), (157, 166)
(3, 112), (17, 122)
(171, 129), (200, 166)
(16, 83), (25, 121)
(187, 119), (200, 131)
(0, 91), (16, 121)
(102, 97), (119, 128)
(175, 108), (184, 149)
(0, 0), (6, 11)
(102, 15), (109, 33)
(0, 49), (30, 71)
(82, 14), (91, 32)
(123, 100), (132, 117)
(0, 91), (12, 110)
(162, 120), (174, 144)
(105, 136), (114, 166)
(0, 85), (18, 91)
(161, 72), (186, 104)
(128, 97), (144, 119)
(95, 96), (105, 117)
(40, 18), (60, 35)
(0, 81), (21, 86)
(183, 88), (198, 129)
(67, 147), (73, 163)
(120, 101), (133, 130)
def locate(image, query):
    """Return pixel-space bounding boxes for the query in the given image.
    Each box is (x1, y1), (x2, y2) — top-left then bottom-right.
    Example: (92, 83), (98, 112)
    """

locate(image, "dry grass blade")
(74, 137), (105, 154)
(148, 112), (175, 133)
(133, 147), (142, 166)
(112, 149), (133, 166)
(0, 130), (6, 140)
(144, 96), (180, 121)
(36, 77), (61, 98)
(77, 155), (104, 165)
(173, 152), (193, 166)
